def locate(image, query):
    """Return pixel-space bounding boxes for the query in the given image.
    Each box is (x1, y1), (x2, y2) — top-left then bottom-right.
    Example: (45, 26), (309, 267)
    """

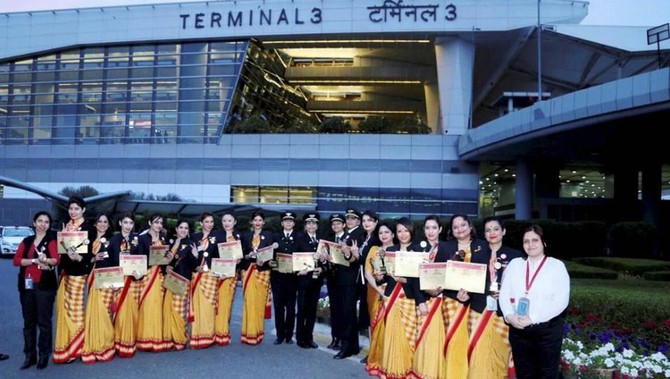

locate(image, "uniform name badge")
(486, 296), (498, 311)
(516, 296), (530, 316)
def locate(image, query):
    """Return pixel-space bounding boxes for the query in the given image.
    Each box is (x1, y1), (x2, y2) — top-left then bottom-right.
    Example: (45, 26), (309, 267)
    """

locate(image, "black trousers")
(509, 316), (564, 379)
(296, 276), (322, 344)
(326, 276), (342, 339)
(270, 273), (297, 341)
(19, 288), (56, 359)
(357, 281), (369, 331)
(337, 283), (360, 355)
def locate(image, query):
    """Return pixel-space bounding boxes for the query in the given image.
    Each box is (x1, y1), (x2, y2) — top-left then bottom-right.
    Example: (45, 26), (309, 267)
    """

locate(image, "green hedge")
(643, 271), (670, 281)
(573, 257), (670, 276)
(562, 260), (618, 280)
(608, 221), (658, 258)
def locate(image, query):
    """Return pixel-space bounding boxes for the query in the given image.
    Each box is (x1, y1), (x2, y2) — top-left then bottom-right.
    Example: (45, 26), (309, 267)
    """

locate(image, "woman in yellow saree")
(378, 218), (421, 379)
(411, 215), (449, 379)
(54, 196), (92, 364)
(163, 219), (198, 351)
(109, 212), (141, 358)
(240, 209), (274, 345)
(212, 213), (243, 346)
(136, 213), (170, 352)
(189, 212), (219, 349)
(82, 213), (116, 364)
(441, 214), (491, 379)
(466, 216), (523, 379)
(363, 222), (393, 377)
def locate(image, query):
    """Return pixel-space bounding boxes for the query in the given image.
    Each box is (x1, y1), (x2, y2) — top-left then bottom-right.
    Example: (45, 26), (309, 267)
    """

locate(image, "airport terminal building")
(0, 0), (668, 225)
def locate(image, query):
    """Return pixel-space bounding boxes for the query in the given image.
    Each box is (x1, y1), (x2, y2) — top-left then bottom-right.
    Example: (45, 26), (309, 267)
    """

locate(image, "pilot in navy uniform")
(295, 212), (323, 349)
(271, 211), (301, 345)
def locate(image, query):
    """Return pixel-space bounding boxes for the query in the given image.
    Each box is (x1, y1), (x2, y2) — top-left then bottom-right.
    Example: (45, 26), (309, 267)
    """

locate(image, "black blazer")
(296, 232), (323, 284)
(344, 226), (366, 247)
(212, 229), (244, 269)
(442, 238), (491, 313)
(90, 229), (115, 269)
(191, 231), (220, 267)
(412, 240), (450, 304)
(383, 241), (423, 304)
(241, 229), (274, 271)
(274, 229), (302, 256)
(59, 220), (93, 276)
(167, 237), (198, 280)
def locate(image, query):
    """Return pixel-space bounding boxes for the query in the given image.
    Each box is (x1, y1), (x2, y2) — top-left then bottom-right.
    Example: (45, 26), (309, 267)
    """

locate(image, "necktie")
(335, 236), (340, 243)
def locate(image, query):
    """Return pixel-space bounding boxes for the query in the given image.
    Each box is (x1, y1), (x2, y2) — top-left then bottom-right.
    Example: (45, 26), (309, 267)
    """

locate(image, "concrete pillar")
(515, 159), (533, 220)
(535, 163), (560, 198)
(423, 82), (440, 134)
(434, 37), (474, 136)
(641, 161), (661, 229)
(534, 162), (560, 219)
(613, 165), (639, 222)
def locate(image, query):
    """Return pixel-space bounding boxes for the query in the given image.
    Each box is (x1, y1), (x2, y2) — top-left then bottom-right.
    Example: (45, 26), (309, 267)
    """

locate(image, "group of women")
(13, 198), (569, 378)
(13, 198), (282, 370)
(360, 214), (570, 379)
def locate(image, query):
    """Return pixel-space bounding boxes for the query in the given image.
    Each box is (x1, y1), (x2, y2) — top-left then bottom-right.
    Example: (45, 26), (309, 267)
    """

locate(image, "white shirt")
(499, 256), (570, 324)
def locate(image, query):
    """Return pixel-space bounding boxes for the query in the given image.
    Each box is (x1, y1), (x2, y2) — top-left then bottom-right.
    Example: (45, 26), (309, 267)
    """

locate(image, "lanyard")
(525, 255), (548, 295)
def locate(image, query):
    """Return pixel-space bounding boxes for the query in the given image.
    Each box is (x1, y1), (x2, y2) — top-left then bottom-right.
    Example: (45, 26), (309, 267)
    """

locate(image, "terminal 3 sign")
(179, 0), (458, 30)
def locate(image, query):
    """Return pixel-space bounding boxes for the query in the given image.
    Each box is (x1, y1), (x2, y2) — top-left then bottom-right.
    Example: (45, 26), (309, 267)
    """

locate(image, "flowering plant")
(316, 295), (330, 319)
(561, 338), (670, 378)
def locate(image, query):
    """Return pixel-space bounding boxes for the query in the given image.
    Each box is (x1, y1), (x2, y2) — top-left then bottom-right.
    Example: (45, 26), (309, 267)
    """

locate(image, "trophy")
(202, 251), (210, 272)
(489, 261), (502, 293)
(372, 255), (386, 275)
(312, 259), (319, 279)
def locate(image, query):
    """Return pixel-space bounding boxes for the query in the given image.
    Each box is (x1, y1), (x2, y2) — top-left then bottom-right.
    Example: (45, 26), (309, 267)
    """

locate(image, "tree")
(319, 117), (350, 133)
(60, 185), (100, 199)
(398, 115), (431, 134)
(56, 185), (101, 224)
(230, 115), (274, 133)
(285, 119), (318, 133)
(358, 116), (393, 134)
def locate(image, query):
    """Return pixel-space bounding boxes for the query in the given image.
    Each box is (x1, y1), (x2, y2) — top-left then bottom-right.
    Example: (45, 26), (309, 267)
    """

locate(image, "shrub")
(358, 116), (393, 133)
(319, 117), (350, 133)
(486, 220), (607, 260)
(398, 115), (431, 134)
(608, 221), (658, 258)
(643, 271), (670, 281)
(563, 260), (618, 280)
(573, 257), (670, 276)
(230, 115), (275, 133)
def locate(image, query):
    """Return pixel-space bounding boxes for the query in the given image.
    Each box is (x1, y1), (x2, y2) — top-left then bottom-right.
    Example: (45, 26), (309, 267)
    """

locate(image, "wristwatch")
(31, 258), (37, 264)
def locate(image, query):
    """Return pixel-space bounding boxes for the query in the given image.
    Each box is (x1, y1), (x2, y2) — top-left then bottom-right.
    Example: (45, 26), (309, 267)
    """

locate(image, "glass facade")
(0, 40), (312, 145)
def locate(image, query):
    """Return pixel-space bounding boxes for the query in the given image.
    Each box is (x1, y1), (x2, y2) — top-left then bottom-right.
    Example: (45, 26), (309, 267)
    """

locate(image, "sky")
(0, 0), (668, 27)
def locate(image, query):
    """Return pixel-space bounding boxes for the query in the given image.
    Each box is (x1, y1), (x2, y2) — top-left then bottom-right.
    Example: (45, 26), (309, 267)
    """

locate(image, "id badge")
(25, 277), (34, 290)
(516, 296), (530, 316)
(486, 295), (498, 311)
